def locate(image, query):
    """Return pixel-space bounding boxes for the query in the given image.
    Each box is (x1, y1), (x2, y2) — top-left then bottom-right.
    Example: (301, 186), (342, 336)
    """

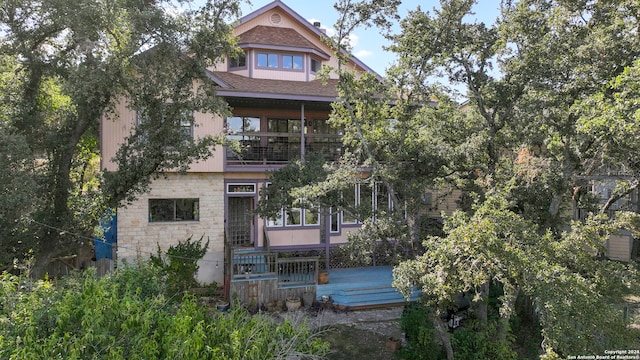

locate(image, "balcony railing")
(231, 249), (319, 287)
(232, 250), (277, 280)
(277, 257), (319, 287)
(226, 133), (342, 165)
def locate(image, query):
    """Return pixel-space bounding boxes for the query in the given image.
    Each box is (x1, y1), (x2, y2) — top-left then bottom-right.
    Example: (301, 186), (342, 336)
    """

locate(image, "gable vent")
(270, 12), (282, 24)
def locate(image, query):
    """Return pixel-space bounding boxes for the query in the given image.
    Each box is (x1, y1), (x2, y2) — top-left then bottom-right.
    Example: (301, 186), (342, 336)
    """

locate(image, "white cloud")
(354, 49), (373, 58)
(347, 34), (359, 47)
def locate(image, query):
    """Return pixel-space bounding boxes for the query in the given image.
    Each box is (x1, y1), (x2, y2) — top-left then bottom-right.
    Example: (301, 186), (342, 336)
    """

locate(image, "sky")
(237, 0), (503, 76)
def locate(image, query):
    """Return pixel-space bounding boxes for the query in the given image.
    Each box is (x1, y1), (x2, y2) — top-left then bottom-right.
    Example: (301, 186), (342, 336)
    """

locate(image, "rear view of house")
(101, 1), (395, 301)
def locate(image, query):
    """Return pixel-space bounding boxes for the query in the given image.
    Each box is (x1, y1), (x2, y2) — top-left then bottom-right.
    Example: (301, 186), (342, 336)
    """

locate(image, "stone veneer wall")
(117, 173), (225, 285)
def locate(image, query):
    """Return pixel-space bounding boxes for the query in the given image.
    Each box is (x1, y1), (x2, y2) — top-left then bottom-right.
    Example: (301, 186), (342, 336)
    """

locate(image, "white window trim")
(303, 207), (320, 226)
(284, 208), (302, 227)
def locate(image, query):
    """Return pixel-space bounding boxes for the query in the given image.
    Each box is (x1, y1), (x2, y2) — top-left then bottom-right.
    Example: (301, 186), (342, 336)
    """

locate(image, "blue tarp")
(94, 212), (117, 260)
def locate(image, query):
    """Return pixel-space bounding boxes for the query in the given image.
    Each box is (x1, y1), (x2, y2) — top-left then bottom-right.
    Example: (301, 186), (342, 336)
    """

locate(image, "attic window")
(270, 13), (282, 24)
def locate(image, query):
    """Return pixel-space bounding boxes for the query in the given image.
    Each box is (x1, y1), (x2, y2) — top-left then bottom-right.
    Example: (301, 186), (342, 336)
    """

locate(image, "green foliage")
(0, 123), (39, 268)
(451, 321), (517, 360)
(0, 0), (240, 268)
(337, 218), (424, 267)
(0, 263), (329, 359)
(150, 235), (209, 294)
(395, 192), (640, 357)
(399, 302), (442, 360)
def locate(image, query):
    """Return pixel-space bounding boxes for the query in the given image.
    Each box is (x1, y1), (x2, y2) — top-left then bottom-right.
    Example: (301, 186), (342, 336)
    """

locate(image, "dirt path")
(277, 306), (406, 359)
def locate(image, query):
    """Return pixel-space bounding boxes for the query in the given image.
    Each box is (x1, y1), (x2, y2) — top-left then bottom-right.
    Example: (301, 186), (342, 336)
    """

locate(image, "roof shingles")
(212, 71), (339, 99)
(238, 26), (325, 54)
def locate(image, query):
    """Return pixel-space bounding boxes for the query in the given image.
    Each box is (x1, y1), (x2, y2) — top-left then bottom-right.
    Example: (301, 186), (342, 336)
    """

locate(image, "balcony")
(226, 133), (342, 165)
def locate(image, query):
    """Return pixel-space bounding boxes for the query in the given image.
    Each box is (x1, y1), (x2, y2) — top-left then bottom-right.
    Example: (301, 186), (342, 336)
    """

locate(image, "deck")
(316, 266), (421, 309)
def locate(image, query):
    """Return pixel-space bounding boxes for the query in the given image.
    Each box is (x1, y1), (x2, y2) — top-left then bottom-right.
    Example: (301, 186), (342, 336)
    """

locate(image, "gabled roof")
(208, 71), (340, 102)
(238, 26), (330, 60)
(238, 0), (379, 76)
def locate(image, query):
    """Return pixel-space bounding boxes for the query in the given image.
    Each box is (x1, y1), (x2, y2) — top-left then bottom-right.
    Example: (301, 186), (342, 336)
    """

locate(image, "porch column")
(324, 209), (331, 269)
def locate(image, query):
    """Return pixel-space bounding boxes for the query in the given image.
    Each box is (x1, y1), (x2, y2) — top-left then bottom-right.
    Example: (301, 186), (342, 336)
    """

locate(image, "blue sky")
(238, 0), (502, 75)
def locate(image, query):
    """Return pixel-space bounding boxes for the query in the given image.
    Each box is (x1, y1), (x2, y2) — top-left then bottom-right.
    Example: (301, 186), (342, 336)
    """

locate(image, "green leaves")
(0, 0), (239, 266)
(0, 263), (329, 359)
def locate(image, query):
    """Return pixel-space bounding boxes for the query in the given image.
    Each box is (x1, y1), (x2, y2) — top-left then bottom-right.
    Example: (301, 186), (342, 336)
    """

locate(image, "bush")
(451, 320), (518, 360)
(399, 302), (443, 360)
(0, 264), (329, 359)
(150, 235), (209, 294)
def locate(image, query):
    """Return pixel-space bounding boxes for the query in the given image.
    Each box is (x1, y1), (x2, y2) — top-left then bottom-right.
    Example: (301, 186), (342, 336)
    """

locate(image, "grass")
(319, 324), (399, 360)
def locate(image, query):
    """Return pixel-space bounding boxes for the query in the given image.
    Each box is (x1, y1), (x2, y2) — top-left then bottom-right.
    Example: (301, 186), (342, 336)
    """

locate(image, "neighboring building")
(574, 177), (639, 262)
(101, 0), (418, 288)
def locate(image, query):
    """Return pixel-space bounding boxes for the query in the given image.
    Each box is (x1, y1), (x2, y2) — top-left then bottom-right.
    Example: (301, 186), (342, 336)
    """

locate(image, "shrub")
(0, 264), (329, 359)
(451, 320), (518, 360)
(150, 235), (209, 294)
(399, 302), (443, 360)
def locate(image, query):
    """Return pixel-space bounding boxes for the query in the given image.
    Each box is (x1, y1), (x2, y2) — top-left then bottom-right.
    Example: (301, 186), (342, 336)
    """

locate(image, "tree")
(313, 0), (640, 357)
(386, 0), (640, 356)
(394, 189), (640, 358)
(0, 0), (240, 270)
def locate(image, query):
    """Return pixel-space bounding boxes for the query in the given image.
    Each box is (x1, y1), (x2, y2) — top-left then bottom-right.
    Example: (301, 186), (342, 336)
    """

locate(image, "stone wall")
(117, 172), (225, 285)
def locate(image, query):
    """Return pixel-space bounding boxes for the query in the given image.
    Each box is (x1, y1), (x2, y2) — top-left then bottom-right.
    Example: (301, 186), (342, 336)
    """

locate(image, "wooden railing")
(231, 249), (319, 287)
(232, 250), (277, 280)
(277, 257), (319, 287)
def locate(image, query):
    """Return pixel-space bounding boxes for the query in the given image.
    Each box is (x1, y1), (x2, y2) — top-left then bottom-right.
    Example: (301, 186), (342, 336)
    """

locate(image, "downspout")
(301, 103), (305, 163)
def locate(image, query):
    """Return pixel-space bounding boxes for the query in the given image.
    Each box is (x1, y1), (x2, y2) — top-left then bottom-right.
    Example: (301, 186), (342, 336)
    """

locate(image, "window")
(311, 58), (321, 73)
(179, 115), (193, 140)
(226, 116), (260, 141)
(257, 52), (278, 68)
(282, 54), (303, 69)
(267, 212), (284, 227)
(229, 51), (247, 68)
(267, 118), (301, 133)
(308, 119), (343, 135)
(149, 199), (199, 222)
(304, 207), (320, 226)
(342, 186), (358, 224)
(256, 52), (303, 70)
(330, 209), (340, 233)
(227, 183), (256, 194)
(359, 185), (373, 221)
(285, 208), (302, 226)
(339, 184), (374, 224)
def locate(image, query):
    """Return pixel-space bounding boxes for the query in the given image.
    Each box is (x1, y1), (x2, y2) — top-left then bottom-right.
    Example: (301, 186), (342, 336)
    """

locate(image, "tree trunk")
(476, 281), (490, 330)
(429, 309), (454, 360)
(498, 285), (519, 341)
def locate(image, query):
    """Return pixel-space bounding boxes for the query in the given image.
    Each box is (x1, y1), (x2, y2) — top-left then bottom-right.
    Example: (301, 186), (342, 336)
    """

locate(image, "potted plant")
(216, 300), (230, 312)
(285, 296), (301, 312)
(318, 270), (329, 284)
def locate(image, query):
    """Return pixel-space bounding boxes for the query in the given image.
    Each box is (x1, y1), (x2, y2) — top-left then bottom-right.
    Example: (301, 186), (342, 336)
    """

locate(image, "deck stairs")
(316, 266), (421, 309)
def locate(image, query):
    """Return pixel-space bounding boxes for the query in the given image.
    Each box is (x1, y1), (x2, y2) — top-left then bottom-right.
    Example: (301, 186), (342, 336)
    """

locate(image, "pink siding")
(101, 98), (226, 173)
(101, 98), (136, 172)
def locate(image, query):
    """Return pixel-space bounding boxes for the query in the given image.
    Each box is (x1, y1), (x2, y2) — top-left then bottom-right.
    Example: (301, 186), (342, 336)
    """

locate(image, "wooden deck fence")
(230, 249), (319, 306)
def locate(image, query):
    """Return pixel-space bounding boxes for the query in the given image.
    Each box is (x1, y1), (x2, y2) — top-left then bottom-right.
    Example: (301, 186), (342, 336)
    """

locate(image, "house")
(101, 1), (438, 306)
(573, 176), (640, 262)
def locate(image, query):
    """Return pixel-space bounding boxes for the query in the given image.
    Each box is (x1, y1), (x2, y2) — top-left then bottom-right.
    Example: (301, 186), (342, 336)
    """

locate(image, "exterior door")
(228, 197), (254, 247)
